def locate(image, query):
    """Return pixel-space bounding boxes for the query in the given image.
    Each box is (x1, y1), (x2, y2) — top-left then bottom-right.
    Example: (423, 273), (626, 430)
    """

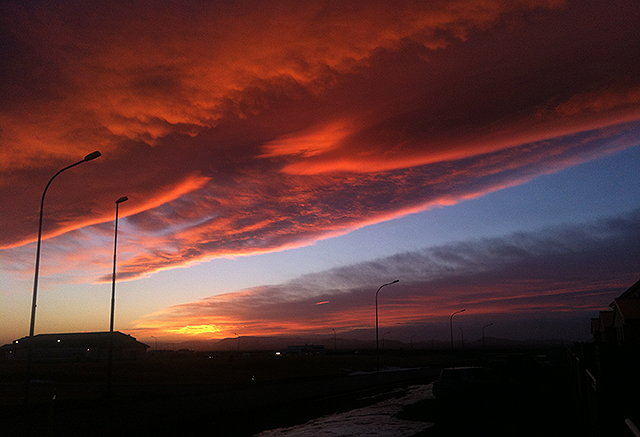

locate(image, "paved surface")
(1, 350), (586, 436)
(2, 367), (440, 436)
(256, 383), (434, 436)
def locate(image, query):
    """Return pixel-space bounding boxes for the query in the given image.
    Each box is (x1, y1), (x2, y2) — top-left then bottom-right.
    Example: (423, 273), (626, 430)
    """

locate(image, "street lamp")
(482, 323), (494, 352)
(25, 150), (101, 403)
(233, 332), (240, 352)
(449, 309), (465, 352)
(29, 151), (102, 339)
(376, 279), (399, 372)
(107, 196), (128, 396)
(109, 196), (128, 332)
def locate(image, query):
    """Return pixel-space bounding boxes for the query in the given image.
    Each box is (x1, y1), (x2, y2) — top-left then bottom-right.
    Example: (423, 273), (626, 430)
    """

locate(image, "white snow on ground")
(255, 383), (434, 437)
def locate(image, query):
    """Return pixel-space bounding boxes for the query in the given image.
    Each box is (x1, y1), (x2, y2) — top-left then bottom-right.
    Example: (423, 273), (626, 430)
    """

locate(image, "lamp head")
(391, 279), (399, 284)
(116, 196), (129, 204)
(84, 151), (102, 161)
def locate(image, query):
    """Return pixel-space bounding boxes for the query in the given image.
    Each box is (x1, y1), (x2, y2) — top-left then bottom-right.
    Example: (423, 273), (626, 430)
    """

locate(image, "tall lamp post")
(109, 196), (128, 333)
(449, 309), (465, 352)
(482, 323), (494, 352)
(25, 151), (101, 403)
(376, 279), (399, 372)
(107, 196), (128, 396)
(29, 151), (102, 339)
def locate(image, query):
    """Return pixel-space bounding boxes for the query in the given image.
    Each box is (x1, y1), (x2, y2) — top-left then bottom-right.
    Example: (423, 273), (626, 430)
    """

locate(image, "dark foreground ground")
(400, 374), (580, 437)
(0, 348), (588, 436)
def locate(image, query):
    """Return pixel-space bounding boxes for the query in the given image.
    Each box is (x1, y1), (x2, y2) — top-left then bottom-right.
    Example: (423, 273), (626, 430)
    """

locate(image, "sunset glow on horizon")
(1, 0), (639, 346)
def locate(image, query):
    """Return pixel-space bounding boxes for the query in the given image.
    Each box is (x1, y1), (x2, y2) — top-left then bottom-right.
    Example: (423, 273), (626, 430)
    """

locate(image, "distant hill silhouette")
(157, 334), (570, 352)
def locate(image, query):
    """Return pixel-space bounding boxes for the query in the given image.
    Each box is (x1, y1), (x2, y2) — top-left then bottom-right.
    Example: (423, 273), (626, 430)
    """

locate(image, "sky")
(1, 0), (639, 347)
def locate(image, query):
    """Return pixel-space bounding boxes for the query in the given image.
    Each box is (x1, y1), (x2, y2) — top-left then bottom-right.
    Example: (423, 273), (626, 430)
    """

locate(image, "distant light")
(57, 338), (61, 343)
(14, 340), (18, 344)
(275, 351), (281, 356)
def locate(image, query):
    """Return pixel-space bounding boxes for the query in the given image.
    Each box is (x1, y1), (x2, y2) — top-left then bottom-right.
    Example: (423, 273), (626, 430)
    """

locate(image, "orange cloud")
(261, 120), (356, 159)
(1, 0), (570, 168)
(1, 0), (639, 284)
(0, 173), (209, 250)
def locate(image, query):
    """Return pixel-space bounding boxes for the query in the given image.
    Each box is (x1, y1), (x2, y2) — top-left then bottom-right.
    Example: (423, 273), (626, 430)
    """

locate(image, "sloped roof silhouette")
(5, 332), (149, 349)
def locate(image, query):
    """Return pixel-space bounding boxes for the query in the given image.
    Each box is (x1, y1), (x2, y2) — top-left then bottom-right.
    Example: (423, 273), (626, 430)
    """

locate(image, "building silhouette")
(0, 332), (148, 361)
(573, 279), (640, 436)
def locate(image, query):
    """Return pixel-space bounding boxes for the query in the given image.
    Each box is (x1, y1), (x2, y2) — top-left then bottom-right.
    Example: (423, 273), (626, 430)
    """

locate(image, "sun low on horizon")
(1, 0), (639, 347)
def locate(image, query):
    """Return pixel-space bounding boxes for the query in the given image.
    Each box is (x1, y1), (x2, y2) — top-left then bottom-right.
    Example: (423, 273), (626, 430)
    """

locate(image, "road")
(2, 366), (440, 436)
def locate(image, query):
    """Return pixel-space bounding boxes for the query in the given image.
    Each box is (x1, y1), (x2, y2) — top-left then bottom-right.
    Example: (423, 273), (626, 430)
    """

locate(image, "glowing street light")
(375, 279), (399, 372)
(25, 151), (101, 403)
(107, 195), (128, 396)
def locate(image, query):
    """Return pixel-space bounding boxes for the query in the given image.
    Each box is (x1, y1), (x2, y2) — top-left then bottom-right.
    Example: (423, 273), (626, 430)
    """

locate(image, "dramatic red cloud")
(4, 1), (565, 164)
(1, 174), (210, 250)
(1, 0), (639, 283)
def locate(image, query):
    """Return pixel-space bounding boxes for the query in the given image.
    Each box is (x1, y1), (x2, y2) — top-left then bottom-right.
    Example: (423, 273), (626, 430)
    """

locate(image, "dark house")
(609, 279), (640, 346)
(591, 279), (640, 346)
(611, 298), (640, 345)
(573, 278), (640, 435)
(0, 332), (149, 361)
(591, 311), (615, 343)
